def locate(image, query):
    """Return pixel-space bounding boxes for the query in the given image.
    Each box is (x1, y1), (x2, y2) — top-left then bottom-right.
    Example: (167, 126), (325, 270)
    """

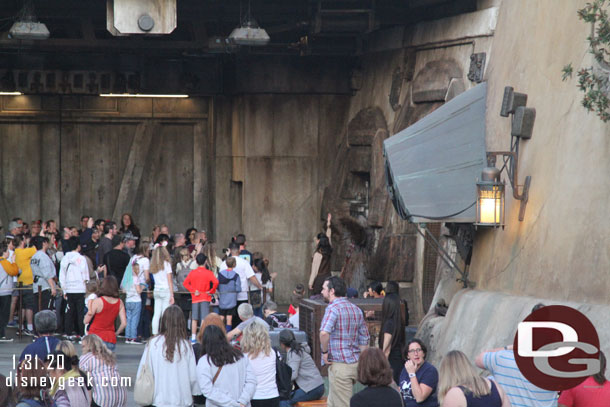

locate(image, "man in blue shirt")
(19, 310), (60, 363)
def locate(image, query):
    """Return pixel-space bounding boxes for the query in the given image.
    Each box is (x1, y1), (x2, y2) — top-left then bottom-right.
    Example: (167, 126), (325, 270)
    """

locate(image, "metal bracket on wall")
(389, 67), (403, 111)
(415, 223), (473, 289)
(467, 52), (486, 83)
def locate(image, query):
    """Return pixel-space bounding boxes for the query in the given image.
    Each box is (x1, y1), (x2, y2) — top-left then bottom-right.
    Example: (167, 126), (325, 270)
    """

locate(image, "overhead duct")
(107, 0), (177, 35)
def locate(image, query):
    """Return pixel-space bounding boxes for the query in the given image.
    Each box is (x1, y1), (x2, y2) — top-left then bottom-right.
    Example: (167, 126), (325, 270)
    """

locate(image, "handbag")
(248, 287), (263, 308)
(134, 343), (154, 405)
(274, 349), (293, 400)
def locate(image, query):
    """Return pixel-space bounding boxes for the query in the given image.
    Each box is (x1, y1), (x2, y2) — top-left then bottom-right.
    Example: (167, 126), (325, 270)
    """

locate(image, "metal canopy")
(384, 82), (487, 223)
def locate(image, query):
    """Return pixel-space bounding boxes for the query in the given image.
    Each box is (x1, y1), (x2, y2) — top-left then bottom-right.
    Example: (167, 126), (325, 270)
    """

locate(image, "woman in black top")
(350, 348), (403, 407)
(438, 350), (509, 407)
(379, 293), (405, 384)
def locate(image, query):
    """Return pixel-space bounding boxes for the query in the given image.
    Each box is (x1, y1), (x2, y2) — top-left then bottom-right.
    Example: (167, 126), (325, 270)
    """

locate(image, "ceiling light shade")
(229, 20), (270, 46)
(9, 21), (50, 40)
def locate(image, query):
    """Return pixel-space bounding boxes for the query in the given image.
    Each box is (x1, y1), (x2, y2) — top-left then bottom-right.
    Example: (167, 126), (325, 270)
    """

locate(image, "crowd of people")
(0, 215), (608, 407)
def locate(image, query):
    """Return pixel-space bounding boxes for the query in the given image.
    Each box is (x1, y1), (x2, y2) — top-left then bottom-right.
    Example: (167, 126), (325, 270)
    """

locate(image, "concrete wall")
(413, 0), (610, 363)
(0, 95), (211, 236)
(213, 91), (350, 304)
(420, 289), (610, 367)
(319, 6), (498, 322)
(467, 0), (610, 305)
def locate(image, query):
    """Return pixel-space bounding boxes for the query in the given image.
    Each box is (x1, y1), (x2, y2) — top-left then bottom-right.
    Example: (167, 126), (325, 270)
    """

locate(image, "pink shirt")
(558, 376), (610, 407)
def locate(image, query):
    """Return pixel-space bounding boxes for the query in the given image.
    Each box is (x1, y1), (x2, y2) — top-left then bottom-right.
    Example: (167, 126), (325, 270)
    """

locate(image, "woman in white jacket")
(197, 324), (257, 407)
(137, 305), (200, 407)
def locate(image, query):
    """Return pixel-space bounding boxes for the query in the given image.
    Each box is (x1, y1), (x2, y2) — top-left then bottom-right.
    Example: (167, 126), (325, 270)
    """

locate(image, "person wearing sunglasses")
(399, 338), (439, 407)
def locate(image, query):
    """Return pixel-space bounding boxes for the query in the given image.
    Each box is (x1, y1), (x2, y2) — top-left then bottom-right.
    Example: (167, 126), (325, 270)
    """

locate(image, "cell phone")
(199, 239), (204, 244)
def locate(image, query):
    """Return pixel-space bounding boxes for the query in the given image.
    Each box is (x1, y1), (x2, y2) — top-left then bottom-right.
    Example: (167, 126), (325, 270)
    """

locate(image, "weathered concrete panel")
(1, 124), (41, 223)
(243, 96), (274, 157)
(136, 123), (195, 235)
(419, 290), (610, 368)
(213, 157), (243, 244)
(406, 7), (499, 47)
(243, 157), (317, 242)
(467, 0), (610, 304)
(272, 96), (319, 158)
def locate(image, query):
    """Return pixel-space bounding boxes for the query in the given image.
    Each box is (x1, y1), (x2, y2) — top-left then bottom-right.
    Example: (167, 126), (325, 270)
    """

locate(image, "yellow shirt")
(15, 247), (36, 285)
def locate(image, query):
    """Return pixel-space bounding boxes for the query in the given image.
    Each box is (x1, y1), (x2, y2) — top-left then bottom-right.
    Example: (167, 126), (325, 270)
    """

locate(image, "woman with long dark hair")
(379, 293), (405, 384)
(197, 325), (257, 407)
(558, 351), (610, 407)
(185, 228), (198, 246)
(308, 213), (333, 295)
(251, 258), (273, 317)
(84, 276), (127, 351)
(137, 305), (199, 407)
(120, 213), (140, 242)
(278, 329), (325, 407)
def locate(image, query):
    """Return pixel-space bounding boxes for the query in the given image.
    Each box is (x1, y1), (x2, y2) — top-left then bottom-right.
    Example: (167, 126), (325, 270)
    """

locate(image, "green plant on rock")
(564, 0), (610, 122)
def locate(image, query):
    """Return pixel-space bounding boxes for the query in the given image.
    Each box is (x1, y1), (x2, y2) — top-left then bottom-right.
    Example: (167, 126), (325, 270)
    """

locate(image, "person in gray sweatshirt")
(279, 329), (325, 407)
(30, 236), (57, 313)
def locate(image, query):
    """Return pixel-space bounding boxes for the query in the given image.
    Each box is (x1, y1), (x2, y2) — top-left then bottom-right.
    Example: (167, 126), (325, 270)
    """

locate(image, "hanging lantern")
(476, 167), (504, 227)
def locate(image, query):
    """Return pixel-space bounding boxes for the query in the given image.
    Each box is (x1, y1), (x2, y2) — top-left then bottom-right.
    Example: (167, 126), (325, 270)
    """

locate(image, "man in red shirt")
(183, 253), (218, 343)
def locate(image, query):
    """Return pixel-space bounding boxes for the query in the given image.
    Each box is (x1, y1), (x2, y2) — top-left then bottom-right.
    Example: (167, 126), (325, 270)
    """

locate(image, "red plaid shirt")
(320, 297), (369, 364)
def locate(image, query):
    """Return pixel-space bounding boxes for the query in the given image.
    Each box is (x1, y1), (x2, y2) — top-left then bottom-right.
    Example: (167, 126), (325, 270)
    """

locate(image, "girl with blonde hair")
(241, 319), (279, 407)
(79, 334), (127, 407)
(438, 350), (509, 407)
(150, 244), (175, 335)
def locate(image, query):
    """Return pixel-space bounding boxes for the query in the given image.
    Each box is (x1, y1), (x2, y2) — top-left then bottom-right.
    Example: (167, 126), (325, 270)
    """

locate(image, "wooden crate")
(299, 297), (387, 375)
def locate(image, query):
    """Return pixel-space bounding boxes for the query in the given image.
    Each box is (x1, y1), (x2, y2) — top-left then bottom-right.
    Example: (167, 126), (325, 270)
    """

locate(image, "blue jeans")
(279, 383), (325, 407)
(104, 341), (116, 351)
(126, 301), (142, 339)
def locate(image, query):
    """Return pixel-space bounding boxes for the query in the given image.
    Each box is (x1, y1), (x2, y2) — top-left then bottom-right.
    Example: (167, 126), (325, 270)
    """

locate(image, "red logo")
(514, 305), (600, 391)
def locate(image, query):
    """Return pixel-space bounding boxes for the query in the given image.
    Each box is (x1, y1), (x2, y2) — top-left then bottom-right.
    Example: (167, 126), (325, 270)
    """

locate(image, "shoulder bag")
(134, 343), (155, 406)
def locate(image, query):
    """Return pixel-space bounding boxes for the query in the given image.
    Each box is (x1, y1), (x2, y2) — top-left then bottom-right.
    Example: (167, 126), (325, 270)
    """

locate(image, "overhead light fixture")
(475, 86), (535, 227)
(229, 0), (270, 46)
(99, 93), (189, 98)
(0, 91), (23, 96)
(229, 20), (270, 46)
(8, 2), (49, 40)
(9, 21), (50, 40)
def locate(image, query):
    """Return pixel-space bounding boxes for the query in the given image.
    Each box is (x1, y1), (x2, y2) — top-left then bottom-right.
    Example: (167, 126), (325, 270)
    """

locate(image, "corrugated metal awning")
(384, 82), (487, 223)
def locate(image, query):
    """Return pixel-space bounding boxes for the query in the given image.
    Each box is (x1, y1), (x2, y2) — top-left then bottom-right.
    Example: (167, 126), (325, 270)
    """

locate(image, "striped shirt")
(79, 352), (127, 407)
(483, 350), (558, 407)
(320, 297), (369, 364)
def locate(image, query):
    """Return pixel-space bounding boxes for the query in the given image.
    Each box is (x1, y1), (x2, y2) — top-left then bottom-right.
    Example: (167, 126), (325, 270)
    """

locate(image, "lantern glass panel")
(477, 182), (504, 225)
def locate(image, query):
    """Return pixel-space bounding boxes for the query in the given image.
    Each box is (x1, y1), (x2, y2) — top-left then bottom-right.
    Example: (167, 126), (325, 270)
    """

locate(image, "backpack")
(274, 349), (293, 400)
(266, 313), (293, 329)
